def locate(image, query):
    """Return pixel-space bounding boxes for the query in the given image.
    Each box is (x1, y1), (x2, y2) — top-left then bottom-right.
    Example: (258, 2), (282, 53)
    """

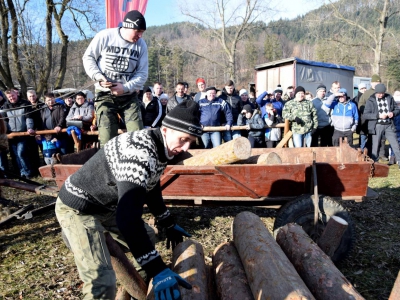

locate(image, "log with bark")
(183, 137), (251, 166)
(104, 233), (147, 300)
(276, 223), (364, 300)
(232, 211), (315, 300)
(317, 215), (348, 257)
(172, 239), (208, 300)
(213, 241), (254, 300)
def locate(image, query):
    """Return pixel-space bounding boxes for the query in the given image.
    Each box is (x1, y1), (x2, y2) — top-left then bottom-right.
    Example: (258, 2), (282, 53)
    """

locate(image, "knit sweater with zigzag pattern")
(58, 128), (171, 278)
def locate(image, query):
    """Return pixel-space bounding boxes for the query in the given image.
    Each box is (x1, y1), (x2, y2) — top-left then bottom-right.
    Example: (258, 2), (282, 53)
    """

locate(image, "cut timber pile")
(232, 211), (315, 300)
(276, 223), (364, 300)
(183, 137), (251, 166)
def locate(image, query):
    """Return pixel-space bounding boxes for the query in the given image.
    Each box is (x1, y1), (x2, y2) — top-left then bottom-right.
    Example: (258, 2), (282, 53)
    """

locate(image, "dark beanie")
(144, 86), (152, 93)
(294, 86), (306, 95)
(243, 104), (253, 113)
(374, 83), (386, 93)
(316, 84), (326, 92)
(122, 10), (146, 30)
(162, 101), (203, 137)
(205, 86), (217, 92)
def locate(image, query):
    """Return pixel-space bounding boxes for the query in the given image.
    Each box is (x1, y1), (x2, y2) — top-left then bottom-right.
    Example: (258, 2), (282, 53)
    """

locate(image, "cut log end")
(256, 152), (283, 165)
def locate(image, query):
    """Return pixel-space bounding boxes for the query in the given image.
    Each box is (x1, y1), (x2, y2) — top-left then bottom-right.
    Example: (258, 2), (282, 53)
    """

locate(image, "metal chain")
(363, 153), (375, 178)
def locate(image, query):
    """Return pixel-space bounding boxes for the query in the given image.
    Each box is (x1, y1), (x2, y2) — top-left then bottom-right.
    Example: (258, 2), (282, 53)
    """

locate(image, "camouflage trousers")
(95, 92), (143, 147)
(55, 197), (156, 300)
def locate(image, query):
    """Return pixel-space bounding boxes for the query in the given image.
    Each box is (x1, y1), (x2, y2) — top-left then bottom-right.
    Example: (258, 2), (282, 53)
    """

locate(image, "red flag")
(106, 0), (148, 29)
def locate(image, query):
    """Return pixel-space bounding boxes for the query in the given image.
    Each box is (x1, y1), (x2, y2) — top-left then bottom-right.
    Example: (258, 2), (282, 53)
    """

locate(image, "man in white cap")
(83, 10), (148, 147)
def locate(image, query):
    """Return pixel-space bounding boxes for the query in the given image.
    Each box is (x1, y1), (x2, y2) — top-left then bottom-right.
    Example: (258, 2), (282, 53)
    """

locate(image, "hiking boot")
(388, 156), (396, 166)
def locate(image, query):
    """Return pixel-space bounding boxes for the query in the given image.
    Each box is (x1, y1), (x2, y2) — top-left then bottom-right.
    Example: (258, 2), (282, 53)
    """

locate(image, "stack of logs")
(114, 211), (365, 300)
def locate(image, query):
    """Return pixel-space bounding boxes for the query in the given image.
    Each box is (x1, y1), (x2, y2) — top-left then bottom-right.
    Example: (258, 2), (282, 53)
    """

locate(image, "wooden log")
(276, 223), (364, 300)
(389, 271), (400, 300)
(115, 287), (131, 300)
(256, 152), (282, 165)
(183, 137), (251, 166)
(232, 211), (315, 300)
(212, 241), (254, 300)
(104, 233), (147, 300)
(276, 130), (293, 148)
(317, 215), (348, 257)
(172, 239), (208, 300)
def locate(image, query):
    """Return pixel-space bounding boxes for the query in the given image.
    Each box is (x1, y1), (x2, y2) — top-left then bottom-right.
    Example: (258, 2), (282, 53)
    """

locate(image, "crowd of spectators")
(1, 73), (400, 178)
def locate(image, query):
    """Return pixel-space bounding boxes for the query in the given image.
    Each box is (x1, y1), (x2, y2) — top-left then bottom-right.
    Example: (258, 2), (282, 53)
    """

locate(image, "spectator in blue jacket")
(36, 134), (61, 165)
(199, 87), (233, 148)
(256, 88), (284, 118)
(323, 88), (359, 147)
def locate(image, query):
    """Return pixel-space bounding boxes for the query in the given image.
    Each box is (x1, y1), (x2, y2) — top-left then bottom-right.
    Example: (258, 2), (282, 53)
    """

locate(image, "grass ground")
(0, 162), (399, 299)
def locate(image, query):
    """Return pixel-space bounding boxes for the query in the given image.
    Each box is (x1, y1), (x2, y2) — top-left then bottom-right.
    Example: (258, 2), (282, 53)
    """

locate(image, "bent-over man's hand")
(54, 126), (62, 133)
(153, 268), (192, 300)
(110, 83), (124, 96)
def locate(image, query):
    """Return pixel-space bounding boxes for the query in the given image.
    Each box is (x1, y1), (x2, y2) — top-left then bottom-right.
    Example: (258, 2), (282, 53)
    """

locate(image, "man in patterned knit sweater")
(83, 10), (148, 147)
(55, 101), (202, 299)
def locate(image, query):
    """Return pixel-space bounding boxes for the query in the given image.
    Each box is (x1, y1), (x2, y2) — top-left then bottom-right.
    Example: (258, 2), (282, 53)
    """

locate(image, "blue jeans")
(293, 132), (312, 148)
(201, 132), (221, 148)
(9, 137), (32, 176)
(222, 130), (232, 143)
(0, 150), (9, 172)
(232, 130), (242, 139)
(360, 134), (368, 151)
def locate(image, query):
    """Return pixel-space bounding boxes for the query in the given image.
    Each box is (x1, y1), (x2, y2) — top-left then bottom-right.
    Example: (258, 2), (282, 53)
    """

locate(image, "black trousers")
(311, 125), (334, 147)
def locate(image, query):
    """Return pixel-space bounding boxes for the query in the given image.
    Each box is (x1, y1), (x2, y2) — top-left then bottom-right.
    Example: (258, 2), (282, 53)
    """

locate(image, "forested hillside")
(138, 0), (400, 93)
(1, 0), (399, 95)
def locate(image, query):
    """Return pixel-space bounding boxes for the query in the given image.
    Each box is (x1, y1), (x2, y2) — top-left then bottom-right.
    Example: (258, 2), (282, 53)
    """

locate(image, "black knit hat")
(294, 86), (306, 95)
(144, 86), (152, 93)
(162, 100), (203, 137)
(205, 86), (217, 92)
(374, 83), (386, 93)
(316, 84), (326, 92)
(243, 104), (253, 113)
(122, 10), (146, 30)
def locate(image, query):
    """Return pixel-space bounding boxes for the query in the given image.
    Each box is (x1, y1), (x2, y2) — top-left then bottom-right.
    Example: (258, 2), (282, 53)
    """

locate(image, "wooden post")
(213, 241), (253, 300)
(276, 130), (293, 148)
(183, 137), (251, 166)
(172, 240), (208, 300)
(389, 271), (400, 300)
(276, 223), (364, 300)
(232, 211), (315, 300)
(104, 233), (147, 300)
(70, 130), (82, 153)
(317, 215), (348, 257)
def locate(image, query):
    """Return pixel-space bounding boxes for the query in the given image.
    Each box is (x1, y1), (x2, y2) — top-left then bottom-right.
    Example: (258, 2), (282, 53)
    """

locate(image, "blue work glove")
(153, 268), (192, 300)
(166, 224), (192, 250)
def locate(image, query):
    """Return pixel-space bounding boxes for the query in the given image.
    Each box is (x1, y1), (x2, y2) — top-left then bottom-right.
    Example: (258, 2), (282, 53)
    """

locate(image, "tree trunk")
(276, 223), (364, 300)
(172, 240), (208, 300)
(6, 0), (27, 93)
(232, 211), (315, 300)
(183, 137), (251, 166)
(317, 215), (348, 257)
(104, 233), (147, 300)
(0, 0), (13, 89)
(212, 241), (253, 300)
(52, 0), (70, 90)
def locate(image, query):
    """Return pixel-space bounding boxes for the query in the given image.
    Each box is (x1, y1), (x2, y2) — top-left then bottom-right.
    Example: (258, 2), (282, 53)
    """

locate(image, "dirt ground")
(0, 164), (399, 299)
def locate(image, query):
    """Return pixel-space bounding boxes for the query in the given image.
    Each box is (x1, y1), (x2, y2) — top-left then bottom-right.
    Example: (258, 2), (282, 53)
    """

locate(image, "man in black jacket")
(363, 83), (400, 167)
(55, 101), (202, 299)
(40, 93), (68, 154)
(220, 80), (242, 141)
